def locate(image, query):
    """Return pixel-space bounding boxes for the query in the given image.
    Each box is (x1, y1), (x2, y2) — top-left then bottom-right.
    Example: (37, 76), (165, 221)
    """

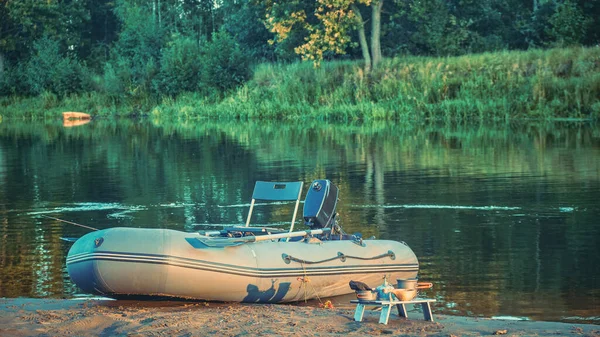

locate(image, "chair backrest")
(245, 181), (304, 237)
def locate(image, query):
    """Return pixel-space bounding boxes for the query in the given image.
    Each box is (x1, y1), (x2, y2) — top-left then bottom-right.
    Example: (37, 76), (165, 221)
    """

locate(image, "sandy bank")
(0, 298), (598, 337)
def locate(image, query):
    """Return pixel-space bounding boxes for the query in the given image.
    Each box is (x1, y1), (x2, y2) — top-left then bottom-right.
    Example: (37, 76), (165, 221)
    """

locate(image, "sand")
(0, 298), (598, 337)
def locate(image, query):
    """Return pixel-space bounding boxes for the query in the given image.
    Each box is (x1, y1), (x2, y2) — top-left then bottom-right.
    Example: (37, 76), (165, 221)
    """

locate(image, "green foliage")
(111, 0), (164, 100)
(547, 1), (589, 47)
(20, 37), (90, 97)
(0, 65), (17, 96)
(524, 1), (590, 49)
(102, 62), (127, 102)
(579, 0), (600, 45)
(24, 37), (62, 95)
(3, 47), (600, 121)
(407, 0), (453, 54)
(156, 37), (203, 97)
(391, 0), (512, 56)
(262, 0), (314, 61)
(222, 0), (276, 62)
(2, 0), (600, 120)
(1, 0), (89, 61)
(201, 31), (251, 93)
(52, 58), (92, 97)
(200, 46), (600, 121)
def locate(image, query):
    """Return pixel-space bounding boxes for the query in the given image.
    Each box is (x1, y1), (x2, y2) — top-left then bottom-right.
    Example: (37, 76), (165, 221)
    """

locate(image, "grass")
(1, 46), (599, 121)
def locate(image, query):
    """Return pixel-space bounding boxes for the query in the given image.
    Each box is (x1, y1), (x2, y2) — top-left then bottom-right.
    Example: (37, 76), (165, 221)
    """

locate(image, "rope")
(299, 262), (309, 303)
(297, 261), (325, 306)
(283, 250), (395, 265)
(40, 215), (98, 231)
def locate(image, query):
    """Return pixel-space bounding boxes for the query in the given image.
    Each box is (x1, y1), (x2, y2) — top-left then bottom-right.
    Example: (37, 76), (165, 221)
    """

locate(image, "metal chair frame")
(244, 181), (304, 240)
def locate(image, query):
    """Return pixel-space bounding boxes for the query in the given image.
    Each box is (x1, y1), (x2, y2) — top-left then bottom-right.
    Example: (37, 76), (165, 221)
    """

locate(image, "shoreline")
(1, 298), (598, 336)
(2, 47), (600, 121)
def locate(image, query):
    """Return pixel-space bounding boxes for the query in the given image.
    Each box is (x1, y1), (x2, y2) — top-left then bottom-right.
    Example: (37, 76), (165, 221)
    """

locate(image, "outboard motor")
(303, 179), (339, 229)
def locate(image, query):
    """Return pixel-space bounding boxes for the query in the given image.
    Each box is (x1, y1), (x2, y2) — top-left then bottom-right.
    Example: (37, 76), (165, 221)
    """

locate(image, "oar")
(195, 228), (331, 248)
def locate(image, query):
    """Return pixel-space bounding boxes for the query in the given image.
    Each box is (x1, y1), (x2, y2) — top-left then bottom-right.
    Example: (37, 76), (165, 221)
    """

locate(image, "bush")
(22, 37), (91, 97)
(201, 31), (251, 93)
(25, 37), (62, 95)
(0, 66), (15, 96)
(53, 58), (92, 97)
(547, 1), (589, 47)
(101, 55), (159, 107)
(156, 36), (203, 97)
(102, 62), (126, 101)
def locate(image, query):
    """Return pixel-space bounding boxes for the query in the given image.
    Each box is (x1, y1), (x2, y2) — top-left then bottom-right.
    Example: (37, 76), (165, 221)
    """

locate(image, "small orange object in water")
(63, 119), (91, 128)
(416, 282), (433, 289)
(62, 112), (91, 120)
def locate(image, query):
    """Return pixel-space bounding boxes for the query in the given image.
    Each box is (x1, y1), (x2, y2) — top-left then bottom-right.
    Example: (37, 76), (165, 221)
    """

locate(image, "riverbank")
(0, 298), (598, 337)
(1, 47), (599, 121)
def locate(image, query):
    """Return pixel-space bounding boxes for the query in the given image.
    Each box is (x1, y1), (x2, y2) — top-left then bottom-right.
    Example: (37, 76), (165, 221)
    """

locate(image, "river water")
(0, 119), (599, 323)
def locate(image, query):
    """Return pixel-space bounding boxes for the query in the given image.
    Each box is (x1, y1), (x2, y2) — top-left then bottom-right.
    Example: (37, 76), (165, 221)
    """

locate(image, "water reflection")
(0, 119), (598, 323)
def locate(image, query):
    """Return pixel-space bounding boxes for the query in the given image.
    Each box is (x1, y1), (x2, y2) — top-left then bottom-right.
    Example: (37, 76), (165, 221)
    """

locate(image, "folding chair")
(245, 181), (304, 240)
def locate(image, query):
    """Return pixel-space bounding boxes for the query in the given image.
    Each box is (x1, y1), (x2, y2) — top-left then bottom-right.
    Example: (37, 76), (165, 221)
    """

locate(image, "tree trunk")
(352, 4), (371, 72)
(533, 0), (539, 11)
(0, 52), (4, 77)
(159, 0), (162, 27)
(370, 0), (383, 68)
(211, 0), (216, 36)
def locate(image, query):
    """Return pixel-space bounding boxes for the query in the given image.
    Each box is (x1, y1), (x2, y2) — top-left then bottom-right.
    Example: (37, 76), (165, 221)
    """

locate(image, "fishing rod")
(40, 215), (98, 231)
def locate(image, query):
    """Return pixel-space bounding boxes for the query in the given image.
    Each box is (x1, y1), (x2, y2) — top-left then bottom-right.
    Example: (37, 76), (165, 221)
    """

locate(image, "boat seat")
(245, 181), (304, 241)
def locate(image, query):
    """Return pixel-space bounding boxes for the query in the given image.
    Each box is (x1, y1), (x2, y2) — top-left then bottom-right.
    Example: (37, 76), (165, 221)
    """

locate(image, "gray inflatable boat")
(66, 180), (419, 302)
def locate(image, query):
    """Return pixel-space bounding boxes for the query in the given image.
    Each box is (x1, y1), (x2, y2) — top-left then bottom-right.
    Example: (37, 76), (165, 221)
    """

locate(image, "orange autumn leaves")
(265, 0), (372, 67)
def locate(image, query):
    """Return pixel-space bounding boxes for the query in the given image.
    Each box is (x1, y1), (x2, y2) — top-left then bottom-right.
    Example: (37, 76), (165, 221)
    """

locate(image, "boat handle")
(416, 282), (433, 289)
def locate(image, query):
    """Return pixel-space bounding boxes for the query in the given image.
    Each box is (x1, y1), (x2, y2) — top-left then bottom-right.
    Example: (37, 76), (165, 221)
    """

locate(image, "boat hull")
(66, 228), (419, 302)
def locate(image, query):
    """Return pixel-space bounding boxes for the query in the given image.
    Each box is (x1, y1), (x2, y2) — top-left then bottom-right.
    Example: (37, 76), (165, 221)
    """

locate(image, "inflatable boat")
(66, 180), (419, 302)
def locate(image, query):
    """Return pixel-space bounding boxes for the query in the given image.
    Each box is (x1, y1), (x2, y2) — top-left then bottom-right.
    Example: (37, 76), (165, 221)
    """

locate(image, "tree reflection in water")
(0, 119), (598, 323)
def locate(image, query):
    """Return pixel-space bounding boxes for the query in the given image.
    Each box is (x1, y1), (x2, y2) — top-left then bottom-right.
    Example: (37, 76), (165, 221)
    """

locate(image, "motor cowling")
(303, 179), (339, 229)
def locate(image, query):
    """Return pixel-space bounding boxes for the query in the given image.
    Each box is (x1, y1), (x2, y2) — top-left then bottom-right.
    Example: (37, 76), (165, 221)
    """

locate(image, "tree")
(179, 0), (225, 43)
(0, 0), (92, 77)
(264, 0), (385, 70)
(261, 0), (314, 61)
(85, 0), (119, 70)
(393, 0), (476, 56)
(202, 31), (251, 93)
(21, 36), (90, 96)
(547, 0), (588, 46)
(156, 36), (203, 96)
(0, 0), (10, 75)
(110, 0), (166, 99)
(222, 0), (276, 62)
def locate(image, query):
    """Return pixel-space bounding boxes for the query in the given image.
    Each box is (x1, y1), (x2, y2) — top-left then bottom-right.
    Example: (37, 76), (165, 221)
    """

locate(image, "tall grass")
(2, 47), (599, 120)
(218, 46), (600, 121)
